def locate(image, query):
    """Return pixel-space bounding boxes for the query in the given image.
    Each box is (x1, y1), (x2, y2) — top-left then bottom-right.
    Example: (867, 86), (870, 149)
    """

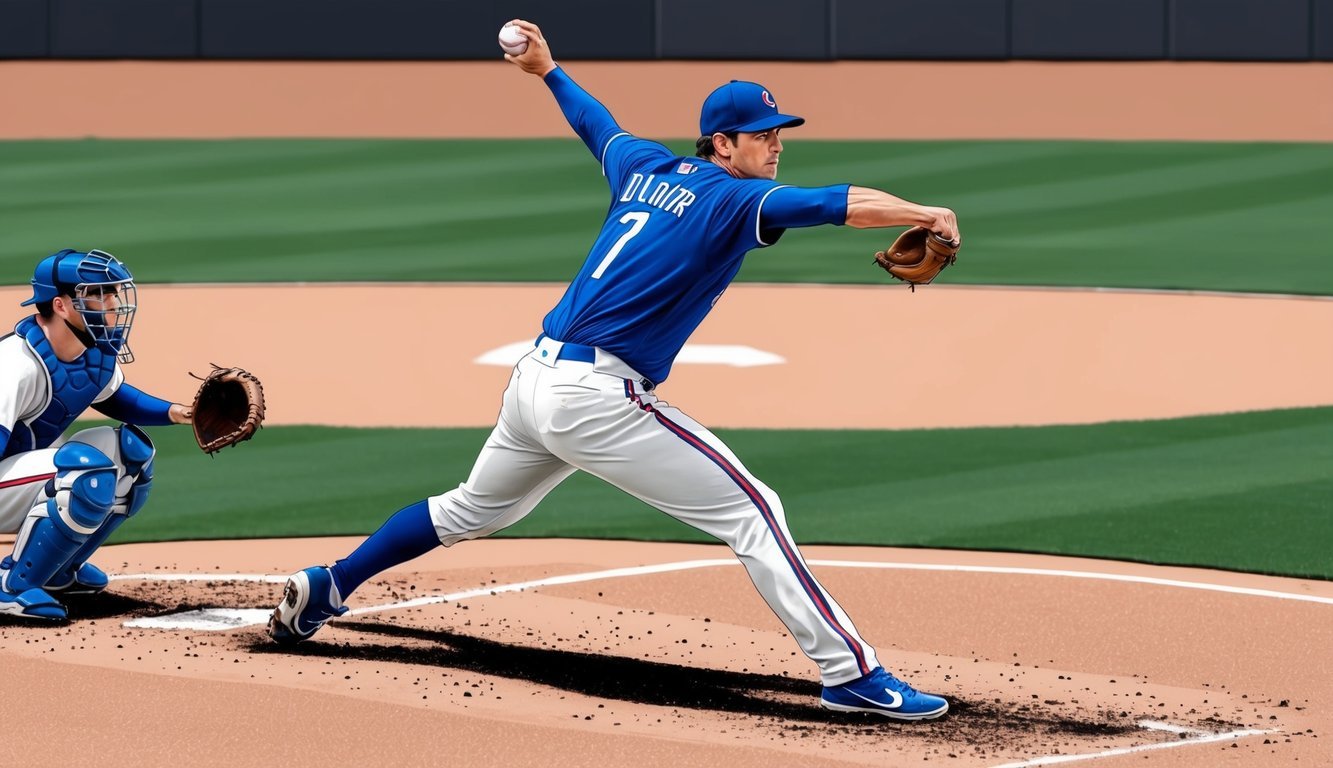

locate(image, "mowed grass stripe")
(121, 406), (1333, 580)
(3, 138), (1332, 294)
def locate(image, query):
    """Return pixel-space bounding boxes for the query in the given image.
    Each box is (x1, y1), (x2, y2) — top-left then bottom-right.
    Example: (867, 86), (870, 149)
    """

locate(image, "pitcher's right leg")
(270, 362), (574, 643)
(543, 382), (877, 684)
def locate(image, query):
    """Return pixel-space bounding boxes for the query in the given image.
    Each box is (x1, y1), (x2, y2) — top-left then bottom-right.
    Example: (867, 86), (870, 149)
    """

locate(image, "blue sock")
(329, 500), (439, 598)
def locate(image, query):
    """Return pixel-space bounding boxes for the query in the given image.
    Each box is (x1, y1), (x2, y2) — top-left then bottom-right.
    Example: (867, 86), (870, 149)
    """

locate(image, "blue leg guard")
(48, 425), (155, 594)
(2, 441), (117, 596)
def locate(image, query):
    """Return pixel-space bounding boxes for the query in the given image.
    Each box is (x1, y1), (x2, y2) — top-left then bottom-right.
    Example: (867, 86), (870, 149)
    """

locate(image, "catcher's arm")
(91, 381), (193, 426)
(845, 186), (959, 244)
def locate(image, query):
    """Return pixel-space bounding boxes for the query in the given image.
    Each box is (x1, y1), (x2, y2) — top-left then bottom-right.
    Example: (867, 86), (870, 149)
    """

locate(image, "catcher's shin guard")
(49, 425), (155, 594)
(2, 442), (117, 595)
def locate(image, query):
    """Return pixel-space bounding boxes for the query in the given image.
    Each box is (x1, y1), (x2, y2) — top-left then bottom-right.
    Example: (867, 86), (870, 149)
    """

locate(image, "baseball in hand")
(498, 23), (528, 56)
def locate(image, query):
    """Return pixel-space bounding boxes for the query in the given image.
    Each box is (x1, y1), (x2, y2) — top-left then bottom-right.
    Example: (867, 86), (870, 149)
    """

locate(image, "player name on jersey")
(619, 172), (696, 218)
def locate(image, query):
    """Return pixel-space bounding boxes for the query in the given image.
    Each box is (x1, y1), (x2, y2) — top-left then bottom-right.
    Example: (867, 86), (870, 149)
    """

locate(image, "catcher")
(0, 248), (264, 621)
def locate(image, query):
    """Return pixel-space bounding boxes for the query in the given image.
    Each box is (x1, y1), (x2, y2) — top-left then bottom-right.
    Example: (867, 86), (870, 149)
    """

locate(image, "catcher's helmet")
(21, 248), (138, 363)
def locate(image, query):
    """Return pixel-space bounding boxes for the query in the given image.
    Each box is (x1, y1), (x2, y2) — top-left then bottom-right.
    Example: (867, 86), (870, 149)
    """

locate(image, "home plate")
(124, 608), (271, 631)
(475, 342), (784, 367)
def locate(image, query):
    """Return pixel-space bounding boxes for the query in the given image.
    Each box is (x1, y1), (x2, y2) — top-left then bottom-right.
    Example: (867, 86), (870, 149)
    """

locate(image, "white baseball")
(498, 23), (528, 56)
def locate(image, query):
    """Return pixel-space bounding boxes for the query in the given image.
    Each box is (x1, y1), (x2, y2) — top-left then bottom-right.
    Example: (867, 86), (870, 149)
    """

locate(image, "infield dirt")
(3, 539), (1330, 768)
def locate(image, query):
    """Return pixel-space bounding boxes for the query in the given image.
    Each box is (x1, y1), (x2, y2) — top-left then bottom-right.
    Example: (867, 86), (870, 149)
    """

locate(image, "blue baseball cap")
(699, 80), (805, 136)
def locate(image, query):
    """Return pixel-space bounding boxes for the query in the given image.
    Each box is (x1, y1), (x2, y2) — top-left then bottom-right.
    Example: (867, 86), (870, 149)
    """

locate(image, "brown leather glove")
(191, 365), (266, 455)
(873, 227), (960, 290)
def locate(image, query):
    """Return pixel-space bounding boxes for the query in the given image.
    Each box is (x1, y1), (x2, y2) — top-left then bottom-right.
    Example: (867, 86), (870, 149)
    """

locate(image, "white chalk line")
(806, 560), (1333, 606)
(114, 558), (1333, 624)
(348, 557), (738, 615)
(114, 559), (1294, 764)
(987, 720), (1277, 767)
(118, 560), (740, 630)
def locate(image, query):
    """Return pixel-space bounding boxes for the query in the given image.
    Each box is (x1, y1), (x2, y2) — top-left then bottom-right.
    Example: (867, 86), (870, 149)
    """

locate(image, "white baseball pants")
(428, 336), (880, 685)
(0, 426), (141, 533)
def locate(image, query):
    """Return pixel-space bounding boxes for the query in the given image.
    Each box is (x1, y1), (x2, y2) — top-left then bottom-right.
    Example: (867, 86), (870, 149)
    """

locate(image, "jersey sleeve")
(542, 66), (670, 191)
(0, 353), (26, 444)
(0, 338), (48, 453)
(758, 184), (850, 231)
(92, 379), (175, 426)
(543, 67), (625, 167)
(715, 182), (850, 253)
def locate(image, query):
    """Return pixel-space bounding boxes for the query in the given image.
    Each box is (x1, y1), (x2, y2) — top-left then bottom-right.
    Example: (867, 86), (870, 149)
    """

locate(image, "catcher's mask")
(22, 248), (138, 364)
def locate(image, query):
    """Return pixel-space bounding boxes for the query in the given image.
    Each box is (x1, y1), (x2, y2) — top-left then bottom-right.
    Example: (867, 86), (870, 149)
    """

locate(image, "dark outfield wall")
(2, 0), (1332, 61)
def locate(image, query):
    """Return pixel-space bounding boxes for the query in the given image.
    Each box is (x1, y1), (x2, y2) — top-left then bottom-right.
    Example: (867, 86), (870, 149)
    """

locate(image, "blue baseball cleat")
(46, 562), (111, 596)
(0, 583), (68, 621)
(820, 666), (949, 721)
(268, 566), (348, 644)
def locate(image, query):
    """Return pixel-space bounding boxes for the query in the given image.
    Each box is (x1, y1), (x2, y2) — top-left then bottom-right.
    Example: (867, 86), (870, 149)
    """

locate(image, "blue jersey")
(539, 68), (848, 385)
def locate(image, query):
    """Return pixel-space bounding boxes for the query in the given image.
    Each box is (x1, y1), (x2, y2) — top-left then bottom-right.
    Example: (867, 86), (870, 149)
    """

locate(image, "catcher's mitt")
(874, 227), (960, 290)
(190, 365), (266, 455)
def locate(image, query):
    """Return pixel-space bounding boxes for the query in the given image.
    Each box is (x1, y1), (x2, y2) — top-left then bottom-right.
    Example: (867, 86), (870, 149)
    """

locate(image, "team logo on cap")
(761, 90), (776, 108)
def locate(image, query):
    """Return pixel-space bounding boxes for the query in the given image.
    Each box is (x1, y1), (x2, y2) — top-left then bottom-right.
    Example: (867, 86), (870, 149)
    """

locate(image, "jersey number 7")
(591, 211), (649, 279)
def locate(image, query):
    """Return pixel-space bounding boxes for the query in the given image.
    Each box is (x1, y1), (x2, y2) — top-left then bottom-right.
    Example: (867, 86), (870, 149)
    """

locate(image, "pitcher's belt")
(533, 334), (596, 363)
(555, 342), (595, 363)
(532, 335), (654, 391)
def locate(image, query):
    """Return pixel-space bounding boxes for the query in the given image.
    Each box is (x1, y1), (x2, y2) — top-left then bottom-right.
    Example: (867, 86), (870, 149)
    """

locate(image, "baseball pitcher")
(0, 249), (192, 621)
(270, 19), (960, 721)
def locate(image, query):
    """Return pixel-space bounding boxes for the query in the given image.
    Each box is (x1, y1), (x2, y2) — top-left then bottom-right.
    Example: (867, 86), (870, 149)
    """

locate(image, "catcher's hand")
(874, 227), (960, 290)
(190, 365), (266, 455)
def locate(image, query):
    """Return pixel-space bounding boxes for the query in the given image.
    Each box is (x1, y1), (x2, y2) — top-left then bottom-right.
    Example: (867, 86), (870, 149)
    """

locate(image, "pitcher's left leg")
(546, 384), (877, 685)
(550, 387), (948, 718)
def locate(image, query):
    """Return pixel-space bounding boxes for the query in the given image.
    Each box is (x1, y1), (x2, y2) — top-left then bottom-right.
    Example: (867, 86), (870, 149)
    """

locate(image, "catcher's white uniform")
(2, 248), (172, 620)
(0, 330), (125, 532)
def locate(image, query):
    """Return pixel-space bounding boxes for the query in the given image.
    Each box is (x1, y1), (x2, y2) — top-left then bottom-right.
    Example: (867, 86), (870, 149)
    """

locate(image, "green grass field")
(125, 406), (1333, 580)
(5, 137), (1329, 581)
(3, 138), (1332, 293)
